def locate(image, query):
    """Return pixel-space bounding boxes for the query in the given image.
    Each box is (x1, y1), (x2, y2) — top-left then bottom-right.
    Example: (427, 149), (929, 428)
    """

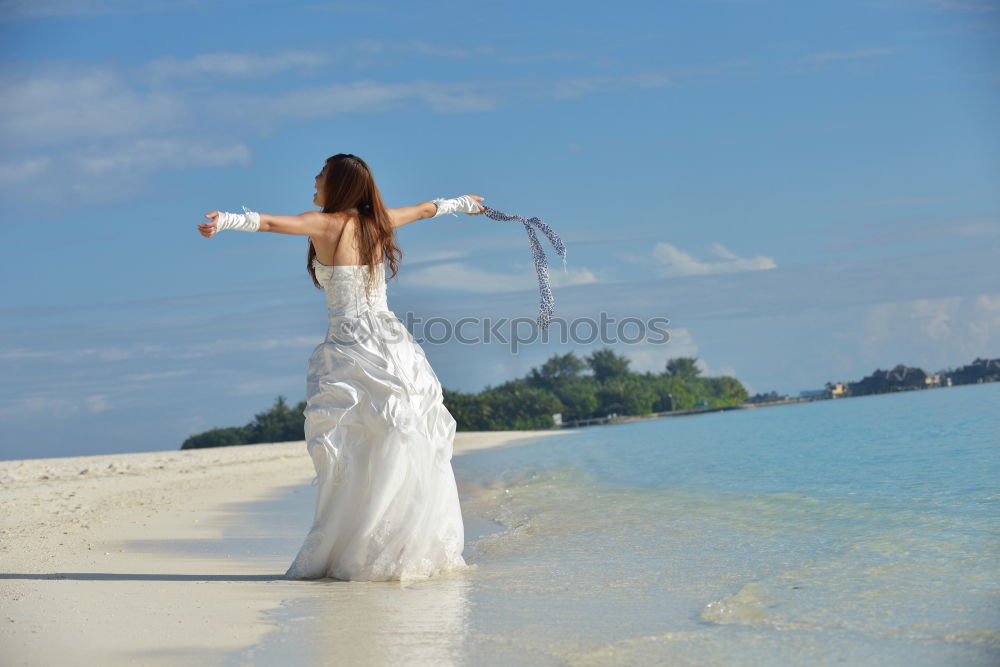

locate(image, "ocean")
(226, 382), (999, 665)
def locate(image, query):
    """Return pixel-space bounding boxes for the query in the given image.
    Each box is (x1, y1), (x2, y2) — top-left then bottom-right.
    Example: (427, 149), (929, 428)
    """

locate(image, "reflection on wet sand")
(241, 572), (473, 665)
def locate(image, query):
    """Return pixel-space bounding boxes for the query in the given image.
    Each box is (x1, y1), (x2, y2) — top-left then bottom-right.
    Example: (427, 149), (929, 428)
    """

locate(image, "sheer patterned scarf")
(482, 206), (567, 330)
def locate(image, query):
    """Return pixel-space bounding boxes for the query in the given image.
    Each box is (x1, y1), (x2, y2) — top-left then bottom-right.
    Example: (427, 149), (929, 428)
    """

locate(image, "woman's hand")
(466, 195), (486, 215)
(198, 212), (220, 238)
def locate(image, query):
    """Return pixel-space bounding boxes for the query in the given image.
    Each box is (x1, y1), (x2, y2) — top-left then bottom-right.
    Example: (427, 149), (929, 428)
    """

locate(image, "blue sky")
(1, 0), (998, 460)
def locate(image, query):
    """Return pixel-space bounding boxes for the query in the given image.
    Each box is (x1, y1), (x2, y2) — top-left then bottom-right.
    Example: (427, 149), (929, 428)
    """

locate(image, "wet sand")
(0, 431), (565, 666)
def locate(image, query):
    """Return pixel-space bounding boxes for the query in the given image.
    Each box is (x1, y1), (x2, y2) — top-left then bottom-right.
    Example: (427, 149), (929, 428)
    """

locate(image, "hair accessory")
(482, 206), (567, 330)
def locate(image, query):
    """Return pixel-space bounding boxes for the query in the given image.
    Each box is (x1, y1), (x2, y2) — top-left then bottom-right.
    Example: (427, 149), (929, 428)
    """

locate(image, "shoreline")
(557, 381), (993, 430)
(0, 430), (567, 666)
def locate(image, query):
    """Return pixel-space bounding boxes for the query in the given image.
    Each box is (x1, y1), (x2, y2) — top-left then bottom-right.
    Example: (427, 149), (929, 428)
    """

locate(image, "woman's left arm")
(388, 196), (485, 229)
(387, 202), (438, 228)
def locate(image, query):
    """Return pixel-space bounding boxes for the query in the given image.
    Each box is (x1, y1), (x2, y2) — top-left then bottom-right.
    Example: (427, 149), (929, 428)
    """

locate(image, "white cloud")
(0, 52), (748, 207)
(87, 335), (321, 361)
(0, 342), (166, 364)
(148, 51), (329, 79)
(75, 138), (250, 175)
(89, 344), (165, 362)
(858, 293), (1000, 366)
(333, 38), (577, 66)
(263, 80), (501, 116)
(405, 249), (469, 265)
(0, 391), (110, 419)
(548, 76), (617, 100)
(649, 242), (777, 277)
(242, 336), (324, 351)
(85, 394), (110, 413)
(0, 394), (78, 420)
(956, 221), (1000, 238)
(0, 156), (51, 185)
(0, 348), (58, 360)
(0, 138), (250, 203)
(542, 71), (672, 100)
(970, 294), (1000, 344)
(0, 68), (185, 146)
(623, 71), (675, 88)
(552, 267), (599, 288)
(1, 56), (509, 151)
(122, 370), (195, 382)
(804, 47), (898, 62)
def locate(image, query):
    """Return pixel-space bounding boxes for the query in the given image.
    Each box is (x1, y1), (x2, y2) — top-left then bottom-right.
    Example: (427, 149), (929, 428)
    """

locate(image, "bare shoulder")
(304, 211), (347, 236)
(302, 210), (345, 224)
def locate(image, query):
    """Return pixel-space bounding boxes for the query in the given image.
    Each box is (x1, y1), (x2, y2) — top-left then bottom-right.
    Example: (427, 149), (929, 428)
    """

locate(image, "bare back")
(310, 212), (382, 266)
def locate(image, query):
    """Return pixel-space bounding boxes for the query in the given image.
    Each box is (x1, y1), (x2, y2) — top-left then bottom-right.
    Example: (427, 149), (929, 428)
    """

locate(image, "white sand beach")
(0, 431), (565, 666)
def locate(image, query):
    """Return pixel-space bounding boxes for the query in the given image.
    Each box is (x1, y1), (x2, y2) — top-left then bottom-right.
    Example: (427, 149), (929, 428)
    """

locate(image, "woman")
(198, 153), (484, 581)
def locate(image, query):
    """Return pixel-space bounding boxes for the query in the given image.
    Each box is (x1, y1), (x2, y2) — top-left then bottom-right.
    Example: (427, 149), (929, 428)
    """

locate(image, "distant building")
(808, 357), (996, 402)
(849, 364), (929, 396)
(946, 358), (1000, 386)
(925, 373), (946, 388)
(888, 365), (928, 387)
(600, 402), (625, 418)
(828, 382), (849, 398)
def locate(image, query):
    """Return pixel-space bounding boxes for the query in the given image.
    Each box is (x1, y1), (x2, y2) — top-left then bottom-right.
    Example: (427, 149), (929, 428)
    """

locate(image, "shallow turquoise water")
(449, 382), (1000, 665)
(229, 382), (1000, 665)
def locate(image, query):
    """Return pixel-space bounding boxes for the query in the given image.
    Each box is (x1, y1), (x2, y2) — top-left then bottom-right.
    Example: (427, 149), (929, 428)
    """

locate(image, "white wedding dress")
(284, 258), (467, 581)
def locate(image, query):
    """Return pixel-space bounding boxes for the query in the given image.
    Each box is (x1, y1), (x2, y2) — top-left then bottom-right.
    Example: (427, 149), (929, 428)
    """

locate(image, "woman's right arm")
(257, 212), (342, 236)
(199, 211), (342, 238)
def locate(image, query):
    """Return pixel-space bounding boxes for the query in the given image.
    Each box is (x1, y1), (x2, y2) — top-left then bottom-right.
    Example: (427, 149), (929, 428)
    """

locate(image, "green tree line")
(181, 349), (748, 448)
(444, 349), (747, 431)
(181, 396), (306, 449)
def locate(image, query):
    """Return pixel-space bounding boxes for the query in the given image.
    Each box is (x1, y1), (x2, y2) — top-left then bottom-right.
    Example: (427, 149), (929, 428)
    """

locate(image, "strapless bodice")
(312, 259), (389, 318)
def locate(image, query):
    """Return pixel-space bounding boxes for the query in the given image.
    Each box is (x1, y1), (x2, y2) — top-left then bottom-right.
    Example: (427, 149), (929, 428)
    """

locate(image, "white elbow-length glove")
(431, 195), (481, 217)
(215, 206), (261, 232)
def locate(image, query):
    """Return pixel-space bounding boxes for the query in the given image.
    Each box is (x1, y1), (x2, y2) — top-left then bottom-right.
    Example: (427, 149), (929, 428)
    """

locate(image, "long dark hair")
(306, 153), (402, 296)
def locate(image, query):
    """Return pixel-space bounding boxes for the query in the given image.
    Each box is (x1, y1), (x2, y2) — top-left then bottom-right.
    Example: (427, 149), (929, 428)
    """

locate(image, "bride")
(197, 153), (484, 581)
